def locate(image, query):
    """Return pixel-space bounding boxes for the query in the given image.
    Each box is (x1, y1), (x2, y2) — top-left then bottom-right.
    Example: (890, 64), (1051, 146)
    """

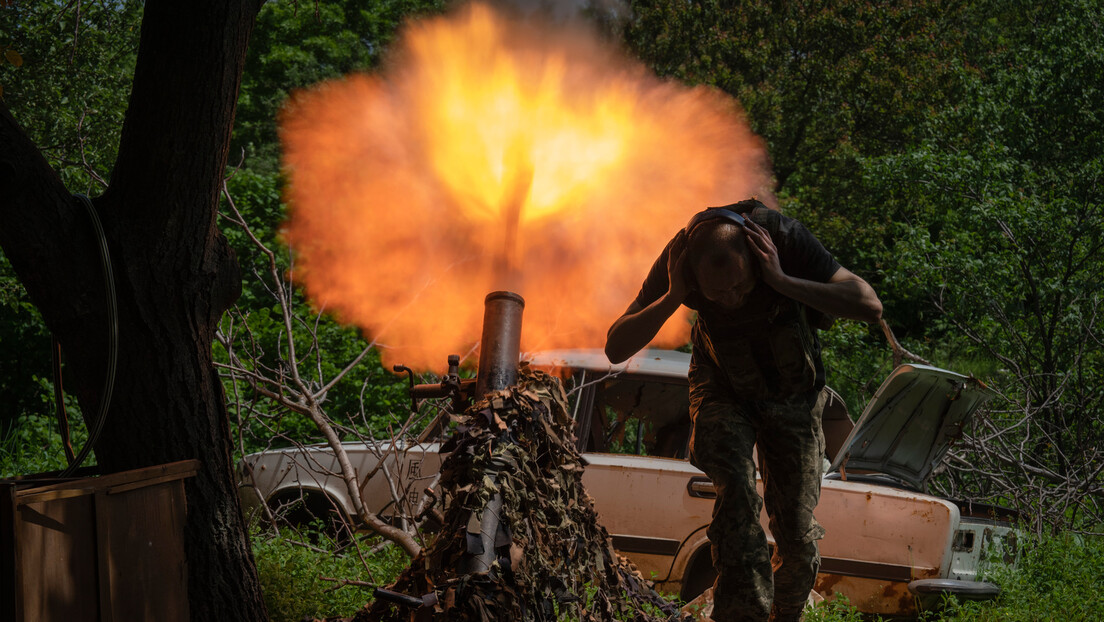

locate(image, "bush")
(802, 532), (1104, 622)
(0, 384), (89, 478)
(938, 532), (1104, 621)
(805, 595), (868, 622)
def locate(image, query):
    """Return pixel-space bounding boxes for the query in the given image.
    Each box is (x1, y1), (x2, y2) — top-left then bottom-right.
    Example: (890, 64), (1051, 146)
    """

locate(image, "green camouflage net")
(360, 365), (687, 622)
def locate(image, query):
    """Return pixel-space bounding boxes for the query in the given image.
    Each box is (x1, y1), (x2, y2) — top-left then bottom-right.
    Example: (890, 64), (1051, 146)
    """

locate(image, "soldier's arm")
(605, 231), (691, 364)
(773, 266), (883, 324)
(745, 219), (882, 323)
(605, 295), (684, 364)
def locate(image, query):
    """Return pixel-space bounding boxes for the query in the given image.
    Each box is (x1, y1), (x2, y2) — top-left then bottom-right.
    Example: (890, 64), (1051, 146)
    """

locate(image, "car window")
(576, 373), (691, 459)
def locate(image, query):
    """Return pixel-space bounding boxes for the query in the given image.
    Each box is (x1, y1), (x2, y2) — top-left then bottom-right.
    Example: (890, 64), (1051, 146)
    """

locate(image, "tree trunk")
(0, 2), (267, 620)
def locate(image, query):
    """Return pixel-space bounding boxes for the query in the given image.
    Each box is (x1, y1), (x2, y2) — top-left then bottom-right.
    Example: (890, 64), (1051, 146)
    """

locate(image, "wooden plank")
(2, 461), (198, 622)
(14, 459), (200, 500)
(96, 487), (113, 622)
(16, 486), (95, 506)
(1, 482), (20, 622)
(96, 481), (191, 622)
(103, 472), (197, 496)
(18, 494), (100, 622)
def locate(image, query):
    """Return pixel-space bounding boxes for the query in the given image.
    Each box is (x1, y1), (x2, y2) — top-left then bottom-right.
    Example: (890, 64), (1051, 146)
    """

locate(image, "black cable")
(57, 193), (118, 477)
(52, 337), (76, 464)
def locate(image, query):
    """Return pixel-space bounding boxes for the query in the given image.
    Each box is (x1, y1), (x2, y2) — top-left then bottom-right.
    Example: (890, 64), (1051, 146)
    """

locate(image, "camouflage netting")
(358, 365), (688, 622)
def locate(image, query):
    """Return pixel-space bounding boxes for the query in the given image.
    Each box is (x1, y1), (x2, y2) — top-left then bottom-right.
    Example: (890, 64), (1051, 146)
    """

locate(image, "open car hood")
(827, 364), (993, 491)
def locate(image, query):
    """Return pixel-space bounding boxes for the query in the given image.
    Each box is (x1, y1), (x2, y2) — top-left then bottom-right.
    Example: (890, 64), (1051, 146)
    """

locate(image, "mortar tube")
(463, 291), (524, 577)
(475, 291), (525, 399)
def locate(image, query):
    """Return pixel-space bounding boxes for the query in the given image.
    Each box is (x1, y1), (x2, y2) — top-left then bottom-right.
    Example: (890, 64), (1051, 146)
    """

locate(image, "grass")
(806, 596), (868, 622)
(924, 531), (1104, 621)
(0, 410), (91, 478)
(803, 530), (1104, 622)
(249, 528), (1104, 622)
(251, 525), (410, 622)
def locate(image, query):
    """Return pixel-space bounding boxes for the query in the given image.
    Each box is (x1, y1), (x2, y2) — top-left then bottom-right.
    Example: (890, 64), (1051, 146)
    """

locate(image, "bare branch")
(219, 180), (431, 557)
(878, 319), (930, 367)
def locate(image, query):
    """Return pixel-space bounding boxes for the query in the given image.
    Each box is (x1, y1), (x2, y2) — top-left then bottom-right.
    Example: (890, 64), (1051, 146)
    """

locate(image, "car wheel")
(268, 490), (354, 544)
(681, 545), (717, 602)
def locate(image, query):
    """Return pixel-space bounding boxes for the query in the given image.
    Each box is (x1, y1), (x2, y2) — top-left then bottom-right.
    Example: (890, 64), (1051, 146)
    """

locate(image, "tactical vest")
(690, 205), (824, 401)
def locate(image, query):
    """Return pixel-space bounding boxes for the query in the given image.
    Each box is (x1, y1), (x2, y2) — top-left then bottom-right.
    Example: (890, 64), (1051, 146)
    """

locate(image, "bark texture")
(0, 1), (266, 620)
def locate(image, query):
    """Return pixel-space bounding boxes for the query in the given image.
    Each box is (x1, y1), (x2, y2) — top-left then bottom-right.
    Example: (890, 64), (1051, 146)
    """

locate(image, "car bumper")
(908, 578), (1001, 611)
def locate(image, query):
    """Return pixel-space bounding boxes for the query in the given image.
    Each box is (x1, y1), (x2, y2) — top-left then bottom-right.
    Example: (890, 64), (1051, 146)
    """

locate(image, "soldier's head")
(687, 218), (757, 310)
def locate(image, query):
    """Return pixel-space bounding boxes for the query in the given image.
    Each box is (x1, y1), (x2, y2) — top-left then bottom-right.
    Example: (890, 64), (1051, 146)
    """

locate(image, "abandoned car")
(238, 349), (1017, 616)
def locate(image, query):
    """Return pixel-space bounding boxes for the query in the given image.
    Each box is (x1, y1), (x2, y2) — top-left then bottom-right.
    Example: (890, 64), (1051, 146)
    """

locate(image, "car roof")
(523, 348), (691, 380)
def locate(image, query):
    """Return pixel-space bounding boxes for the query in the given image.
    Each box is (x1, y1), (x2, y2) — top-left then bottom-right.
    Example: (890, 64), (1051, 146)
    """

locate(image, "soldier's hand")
(744, 219), (785, 287)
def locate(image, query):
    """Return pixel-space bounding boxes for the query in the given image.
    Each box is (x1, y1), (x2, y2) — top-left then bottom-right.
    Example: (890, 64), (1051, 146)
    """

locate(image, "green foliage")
(859, 0), (1104, 529)
(0, 0), (142, 190)
(809, 533), (1104, 621)
(931, 533), (1104, 621)
(3, 0), (1102, 604)
(628, 0), (1102, 529)
(217, 290), (421, 455)
(623, 0), (991, 405)
(221, 312), (420, 457)
(249, 528), (1104, 622)
(0, 256), (55, 436)
(216, 0), (451, 457)
(818, 320), (892, 417)
(805, 595), (868, 622)
(0, 387), (87, 478)
(252, 527), (409, 622)
(625, 0), (969, 266)
(549, 583), (678, 621)
(217, 169), (418, 452)
(218, 241), (426, 455)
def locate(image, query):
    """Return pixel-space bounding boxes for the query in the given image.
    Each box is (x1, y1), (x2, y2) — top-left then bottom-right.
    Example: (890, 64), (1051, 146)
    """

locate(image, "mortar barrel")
(475, 291), (525, 398)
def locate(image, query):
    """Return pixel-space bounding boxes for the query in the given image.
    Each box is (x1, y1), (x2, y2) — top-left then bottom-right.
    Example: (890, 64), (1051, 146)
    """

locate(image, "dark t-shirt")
(634, 206), (841, 398)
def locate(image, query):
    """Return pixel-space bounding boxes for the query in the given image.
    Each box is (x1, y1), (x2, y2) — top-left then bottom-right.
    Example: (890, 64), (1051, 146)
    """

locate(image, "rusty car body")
(239, 349), (1016, 616)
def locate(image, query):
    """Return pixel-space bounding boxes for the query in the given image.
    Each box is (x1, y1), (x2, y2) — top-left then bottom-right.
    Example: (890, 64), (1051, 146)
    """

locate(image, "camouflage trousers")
(688, 361), (827, 622)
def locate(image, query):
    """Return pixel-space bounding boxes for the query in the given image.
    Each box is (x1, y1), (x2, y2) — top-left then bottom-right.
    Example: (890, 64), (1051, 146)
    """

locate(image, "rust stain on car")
(814, 573), (842, 595)
(887, 584), (917, 615)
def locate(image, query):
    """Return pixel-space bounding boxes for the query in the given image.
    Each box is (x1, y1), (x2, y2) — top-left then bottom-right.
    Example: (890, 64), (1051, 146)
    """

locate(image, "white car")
(239, 349), (1016, 617)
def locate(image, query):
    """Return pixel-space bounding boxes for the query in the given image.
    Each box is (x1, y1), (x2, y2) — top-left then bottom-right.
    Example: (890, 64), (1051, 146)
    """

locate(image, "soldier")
(605, 199), (882, 622)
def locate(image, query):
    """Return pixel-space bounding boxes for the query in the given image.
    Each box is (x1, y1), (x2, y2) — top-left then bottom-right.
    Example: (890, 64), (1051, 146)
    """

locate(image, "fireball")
(281, 2), (773, 369)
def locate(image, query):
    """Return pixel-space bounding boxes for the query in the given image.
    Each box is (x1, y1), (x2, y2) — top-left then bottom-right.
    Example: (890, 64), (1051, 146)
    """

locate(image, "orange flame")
(281, 2), (773, 370)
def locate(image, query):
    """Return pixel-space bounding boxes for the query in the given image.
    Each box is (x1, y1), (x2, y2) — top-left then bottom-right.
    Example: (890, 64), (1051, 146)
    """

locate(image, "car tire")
(268, 490), (354, 543)
(681, 545), (717, 602)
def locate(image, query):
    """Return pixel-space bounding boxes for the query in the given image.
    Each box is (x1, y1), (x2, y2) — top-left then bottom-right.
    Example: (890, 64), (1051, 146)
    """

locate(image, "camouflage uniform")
(688, 358), (826, 622)
(683, 206), (833, 621)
